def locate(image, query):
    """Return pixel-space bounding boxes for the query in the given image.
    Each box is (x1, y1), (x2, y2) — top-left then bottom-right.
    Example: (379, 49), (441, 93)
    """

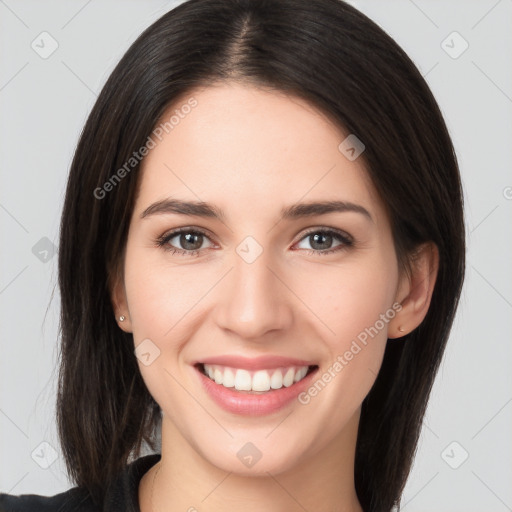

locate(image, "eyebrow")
(140, 198), (373, 223)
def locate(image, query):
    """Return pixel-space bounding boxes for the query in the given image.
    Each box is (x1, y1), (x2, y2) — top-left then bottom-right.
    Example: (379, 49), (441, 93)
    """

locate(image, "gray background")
(1, 1), (511, 511)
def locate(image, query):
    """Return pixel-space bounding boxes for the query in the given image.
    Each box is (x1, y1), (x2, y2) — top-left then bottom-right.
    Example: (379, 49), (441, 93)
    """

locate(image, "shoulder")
(0, 453), (161, 512)
(0, 486), (97, 511)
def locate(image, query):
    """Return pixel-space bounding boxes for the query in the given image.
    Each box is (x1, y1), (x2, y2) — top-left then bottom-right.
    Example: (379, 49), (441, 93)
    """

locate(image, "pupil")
(181, 233), (202, 250)
(311, 232), (332, 250)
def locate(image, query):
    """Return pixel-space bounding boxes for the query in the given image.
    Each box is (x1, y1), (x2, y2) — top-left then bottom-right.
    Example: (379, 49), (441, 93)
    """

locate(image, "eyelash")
(155, 227), (354, 257)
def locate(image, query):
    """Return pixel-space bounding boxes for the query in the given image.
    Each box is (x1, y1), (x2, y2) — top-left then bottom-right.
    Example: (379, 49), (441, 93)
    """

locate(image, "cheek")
(122, 249), (210, 412)
(297, 254), (398, 346)
(123, 249), (213, 341)
(293, 251), (398, 412)
(291, 263), (396, 442)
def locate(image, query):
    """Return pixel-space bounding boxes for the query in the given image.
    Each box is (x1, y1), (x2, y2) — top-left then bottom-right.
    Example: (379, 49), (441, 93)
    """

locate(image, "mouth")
(195, 363), (319, 394)
(191, 354), (320, 415)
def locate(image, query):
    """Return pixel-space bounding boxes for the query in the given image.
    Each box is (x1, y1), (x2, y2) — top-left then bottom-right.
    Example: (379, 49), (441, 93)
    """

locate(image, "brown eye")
(156, 228), (214, 255)
(295, 229), (353, 255)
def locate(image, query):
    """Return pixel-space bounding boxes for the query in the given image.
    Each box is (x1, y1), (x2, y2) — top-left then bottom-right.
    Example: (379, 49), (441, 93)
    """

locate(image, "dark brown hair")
(57, 1), (465, 510)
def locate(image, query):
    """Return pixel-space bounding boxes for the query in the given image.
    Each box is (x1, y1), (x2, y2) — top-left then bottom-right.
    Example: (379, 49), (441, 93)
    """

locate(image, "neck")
(145, 410), (363, 512)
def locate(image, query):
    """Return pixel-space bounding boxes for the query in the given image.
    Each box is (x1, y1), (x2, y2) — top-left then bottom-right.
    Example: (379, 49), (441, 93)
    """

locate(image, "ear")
(109, 264), (133, 334)
(388, 242), (439, 339)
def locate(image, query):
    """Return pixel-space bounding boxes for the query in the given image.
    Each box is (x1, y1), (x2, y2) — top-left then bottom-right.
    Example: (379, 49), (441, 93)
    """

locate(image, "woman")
(0, 0), (465, 511)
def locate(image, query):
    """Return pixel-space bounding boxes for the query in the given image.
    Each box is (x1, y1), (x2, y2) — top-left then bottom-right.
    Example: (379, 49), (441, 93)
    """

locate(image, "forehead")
(135, 82), (385, 224)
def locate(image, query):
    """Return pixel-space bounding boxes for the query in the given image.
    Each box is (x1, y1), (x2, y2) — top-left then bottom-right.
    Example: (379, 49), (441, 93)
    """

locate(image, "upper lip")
(195, 355), (317, 371)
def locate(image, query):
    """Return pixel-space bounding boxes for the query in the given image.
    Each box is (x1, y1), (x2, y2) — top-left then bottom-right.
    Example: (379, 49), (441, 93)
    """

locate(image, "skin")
(111, 82), (438, 512)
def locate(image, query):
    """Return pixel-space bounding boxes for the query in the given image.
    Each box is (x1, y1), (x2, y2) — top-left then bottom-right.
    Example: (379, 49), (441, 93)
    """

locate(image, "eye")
(156, 227), (354, 257)
(294, 228), (353, 255)
(156, 228), (214, 256)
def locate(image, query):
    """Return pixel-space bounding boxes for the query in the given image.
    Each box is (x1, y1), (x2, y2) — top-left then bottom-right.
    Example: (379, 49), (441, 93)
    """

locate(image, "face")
(115, 82), (405, 476)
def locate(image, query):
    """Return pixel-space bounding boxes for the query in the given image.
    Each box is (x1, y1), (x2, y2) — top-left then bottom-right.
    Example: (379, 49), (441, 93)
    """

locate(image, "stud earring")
(119, 315), (126, 322)
(398, 326), (405, 333)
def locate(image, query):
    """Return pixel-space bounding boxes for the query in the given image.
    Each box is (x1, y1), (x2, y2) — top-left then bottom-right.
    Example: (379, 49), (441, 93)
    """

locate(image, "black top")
(0, 454), (161, 512)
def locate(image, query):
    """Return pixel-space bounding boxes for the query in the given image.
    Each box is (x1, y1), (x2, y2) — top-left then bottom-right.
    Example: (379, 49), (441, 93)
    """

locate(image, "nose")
(214, 245), (294, 341)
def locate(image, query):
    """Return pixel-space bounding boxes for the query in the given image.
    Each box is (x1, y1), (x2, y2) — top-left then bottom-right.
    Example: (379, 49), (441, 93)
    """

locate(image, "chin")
(193, 434), (311, 478)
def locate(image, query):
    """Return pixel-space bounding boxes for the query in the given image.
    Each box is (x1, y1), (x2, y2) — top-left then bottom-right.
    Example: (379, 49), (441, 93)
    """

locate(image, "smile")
(194, 359), (319, 416)
(200, 363), (312, 392)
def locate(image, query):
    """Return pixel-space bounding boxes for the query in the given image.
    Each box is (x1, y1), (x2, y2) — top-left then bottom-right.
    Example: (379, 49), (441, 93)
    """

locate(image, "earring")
(398, 326), (405, 333)
(119, 315), (126, 322)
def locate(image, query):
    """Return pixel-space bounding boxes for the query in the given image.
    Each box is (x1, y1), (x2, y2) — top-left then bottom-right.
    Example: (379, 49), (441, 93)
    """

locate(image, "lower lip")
(195, 365), (318, 416)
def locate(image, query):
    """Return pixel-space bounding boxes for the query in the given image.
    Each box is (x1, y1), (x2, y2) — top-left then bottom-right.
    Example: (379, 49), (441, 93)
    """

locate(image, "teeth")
(252, 370), (270, 392)
(270, 369), (283, 389)
(223, 367), (235, 387)
(234, 369), (252, 391)
(202, 364), (310, 392)
(283, 368), (295, 387)
(214, 368), (223, 384)
(294, 366), (308, 382)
